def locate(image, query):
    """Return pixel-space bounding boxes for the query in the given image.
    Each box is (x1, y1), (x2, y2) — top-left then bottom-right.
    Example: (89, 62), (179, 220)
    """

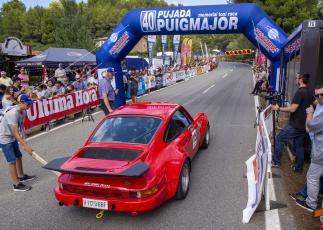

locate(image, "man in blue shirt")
(98, 68), (116, 115)
(72, 75), (86, 91)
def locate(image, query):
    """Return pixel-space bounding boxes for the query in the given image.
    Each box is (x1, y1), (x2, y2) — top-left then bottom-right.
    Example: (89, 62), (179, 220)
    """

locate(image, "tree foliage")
(0, 0), (319, 54)
(233, 0), (319, 34)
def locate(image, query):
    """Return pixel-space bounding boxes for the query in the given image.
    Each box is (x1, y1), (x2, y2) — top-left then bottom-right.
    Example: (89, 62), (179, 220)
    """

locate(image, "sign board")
(1, 37), (28, 56)
(243, 108), (272, 223)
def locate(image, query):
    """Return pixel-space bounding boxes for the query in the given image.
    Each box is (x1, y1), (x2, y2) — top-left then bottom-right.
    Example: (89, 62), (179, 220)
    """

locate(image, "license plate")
(82, 198), (108, 210)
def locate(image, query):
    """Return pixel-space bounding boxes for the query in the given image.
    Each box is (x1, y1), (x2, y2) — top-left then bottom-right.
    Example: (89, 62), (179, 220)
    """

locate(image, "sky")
(0, 0), (228, 8)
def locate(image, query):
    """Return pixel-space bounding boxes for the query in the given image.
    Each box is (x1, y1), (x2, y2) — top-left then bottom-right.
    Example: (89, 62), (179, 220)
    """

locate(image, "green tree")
(0, 0), (26, 40)
(234, 0), (319, 34)
(55, 0), (94, 50)
(22, 6), (46, 46)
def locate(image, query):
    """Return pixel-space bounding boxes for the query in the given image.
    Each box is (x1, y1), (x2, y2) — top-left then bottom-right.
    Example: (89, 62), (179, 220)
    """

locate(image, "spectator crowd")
(251, 64), (323, 215)
(0, 64), (99, 110)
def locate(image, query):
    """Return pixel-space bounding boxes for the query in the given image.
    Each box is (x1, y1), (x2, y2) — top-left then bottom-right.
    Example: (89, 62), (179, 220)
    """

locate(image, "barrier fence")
(243, 103), (273, 223)
(125, 66), (209, 98)
(25, 65), (211, 130)
(25, 88), (99, 129)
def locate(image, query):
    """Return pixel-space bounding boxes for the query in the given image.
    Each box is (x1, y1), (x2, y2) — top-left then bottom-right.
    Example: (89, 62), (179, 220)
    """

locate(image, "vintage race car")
(44, 102), (210, 213)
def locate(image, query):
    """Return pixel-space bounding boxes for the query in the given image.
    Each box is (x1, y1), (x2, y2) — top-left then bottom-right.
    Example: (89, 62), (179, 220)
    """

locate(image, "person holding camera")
(271, 73), (314, 173)
(129, 68), (139, 103)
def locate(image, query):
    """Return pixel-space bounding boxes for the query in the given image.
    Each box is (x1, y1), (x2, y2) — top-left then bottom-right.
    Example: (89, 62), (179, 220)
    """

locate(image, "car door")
(164, 110), (194, 158)
(180, 108), (200, 157)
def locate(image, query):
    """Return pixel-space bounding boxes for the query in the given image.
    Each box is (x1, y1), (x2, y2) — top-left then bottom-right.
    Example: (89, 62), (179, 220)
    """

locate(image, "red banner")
(25, 88), (100, 129)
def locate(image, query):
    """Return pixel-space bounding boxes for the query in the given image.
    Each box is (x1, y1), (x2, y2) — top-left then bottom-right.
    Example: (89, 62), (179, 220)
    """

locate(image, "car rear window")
(90, 116), (162, 144)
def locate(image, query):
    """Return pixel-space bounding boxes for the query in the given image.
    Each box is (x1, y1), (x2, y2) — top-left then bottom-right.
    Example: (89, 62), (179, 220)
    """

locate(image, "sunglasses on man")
(314, 93), (323, 98)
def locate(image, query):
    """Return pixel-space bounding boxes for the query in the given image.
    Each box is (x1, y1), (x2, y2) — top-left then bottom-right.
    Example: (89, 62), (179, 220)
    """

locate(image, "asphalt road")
(0, 62), (288, 230)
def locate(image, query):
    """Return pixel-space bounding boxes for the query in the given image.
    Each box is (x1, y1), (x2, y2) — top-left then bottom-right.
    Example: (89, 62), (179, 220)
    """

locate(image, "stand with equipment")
(82, 104), (94, 122)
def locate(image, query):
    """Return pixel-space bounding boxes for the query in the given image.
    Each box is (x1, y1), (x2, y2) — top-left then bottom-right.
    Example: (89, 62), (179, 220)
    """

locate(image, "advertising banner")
(181, 38), (189, 66)
(173, 35), (181, 65)
(250, 17), (284, 56)
(164, 72), (176, 86)
(175, 70), (186, 81)
(148, 35), (157, 67)
(107, 23), (134, 59)
(25, 89), (99, 129)
(190, 68), (197, 77)
(161, 35), (167, 65)
(262, 105), (273, 136)
(196, 66), (205, 75)
(242, 108), (271, 223)
(186, 38), (193, 64)
(143, 76), (150, 90)
(137, 77), (146, 95)
(155, 74), (164, 89)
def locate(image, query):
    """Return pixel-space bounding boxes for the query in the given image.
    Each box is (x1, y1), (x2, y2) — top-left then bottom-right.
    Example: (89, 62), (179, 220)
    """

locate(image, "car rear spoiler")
(43, 157), (150, 177)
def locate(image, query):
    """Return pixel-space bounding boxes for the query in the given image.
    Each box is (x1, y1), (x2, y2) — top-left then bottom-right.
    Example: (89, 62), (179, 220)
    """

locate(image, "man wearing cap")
(0, 71), (13, 87)
(0, 94), (35, 192)
(99, 68), (116, 115)
(72, 75), (86, 91)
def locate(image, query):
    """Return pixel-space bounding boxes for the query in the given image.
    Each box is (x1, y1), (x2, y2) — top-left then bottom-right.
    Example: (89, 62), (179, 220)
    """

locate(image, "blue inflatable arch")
(97, 3), (287, 108)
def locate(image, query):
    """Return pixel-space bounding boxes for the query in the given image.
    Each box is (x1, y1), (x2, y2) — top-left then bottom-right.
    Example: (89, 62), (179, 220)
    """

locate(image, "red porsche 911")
(44, 102), (210, 213)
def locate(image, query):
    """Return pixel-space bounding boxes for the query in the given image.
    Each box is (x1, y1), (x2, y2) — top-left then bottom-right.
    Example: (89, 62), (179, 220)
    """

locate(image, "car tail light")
(59, 182), (64, 190)
(130, 186), (159, 199)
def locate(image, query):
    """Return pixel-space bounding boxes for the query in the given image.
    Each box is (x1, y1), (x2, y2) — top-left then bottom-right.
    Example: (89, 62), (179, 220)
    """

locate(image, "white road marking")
(202, 84), (215, 94)
(222, 73), (228, 78)
(265, 209), (281, 230)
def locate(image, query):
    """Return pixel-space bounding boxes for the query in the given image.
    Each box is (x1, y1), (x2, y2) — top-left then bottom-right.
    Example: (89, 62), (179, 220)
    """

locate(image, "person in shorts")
(0, 94), (35, 191)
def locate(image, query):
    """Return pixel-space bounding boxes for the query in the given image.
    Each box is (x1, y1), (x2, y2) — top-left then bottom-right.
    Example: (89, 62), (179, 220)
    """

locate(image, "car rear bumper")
(54, 186), (168, 213)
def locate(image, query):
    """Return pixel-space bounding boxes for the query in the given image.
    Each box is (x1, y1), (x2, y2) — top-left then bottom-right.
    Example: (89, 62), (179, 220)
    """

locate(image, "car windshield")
(90, 116), (162, 144)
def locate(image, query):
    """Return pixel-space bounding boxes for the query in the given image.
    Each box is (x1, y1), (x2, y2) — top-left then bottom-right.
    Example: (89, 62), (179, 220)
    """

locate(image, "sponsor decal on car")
(84, 182), (111, 189)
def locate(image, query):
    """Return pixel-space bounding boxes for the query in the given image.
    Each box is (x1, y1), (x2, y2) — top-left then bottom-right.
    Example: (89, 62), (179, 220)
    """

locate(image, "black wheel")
(175, 159), (190, 200)
(201, 124), (210, 149)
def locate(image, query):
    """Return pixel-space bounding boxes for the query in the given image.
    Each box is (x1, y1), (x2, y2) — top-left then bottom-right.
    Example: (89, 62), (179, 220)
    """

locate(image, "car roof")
(110, 102), (180, 119)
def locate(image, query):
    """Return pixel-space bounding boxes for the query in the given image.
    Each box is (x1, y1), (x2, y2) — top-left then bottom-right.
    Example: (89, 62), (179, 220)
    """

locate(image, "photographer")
(129, 68), (139, 103)
(271, 73), (314, 173)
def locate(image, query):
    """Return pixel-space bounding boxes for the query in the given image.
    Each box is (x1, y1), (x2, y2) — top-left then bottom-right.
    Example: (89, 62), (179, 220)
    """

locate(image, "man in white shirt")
(0, 71), (13, 86)
(55, 63), (67, 83)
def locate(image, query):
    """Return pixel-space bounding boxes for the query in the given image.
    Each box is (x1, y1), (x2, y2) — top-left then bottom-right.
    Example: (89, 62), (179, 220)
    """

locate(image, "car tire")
(201, 124), (210, 149)
(175, 159), (190, 200)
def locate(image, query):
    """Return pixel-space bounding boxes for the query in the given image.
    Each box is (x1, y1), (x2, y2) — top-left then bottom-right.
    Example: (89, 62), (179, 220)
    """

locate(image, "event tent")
(16, 47), (96, 68)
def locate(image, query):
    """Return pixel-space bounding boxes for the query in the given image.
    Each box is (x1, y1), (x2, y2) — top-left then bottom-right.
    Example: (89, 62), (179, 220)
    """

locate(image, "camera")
(265, 90), (282, 105)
